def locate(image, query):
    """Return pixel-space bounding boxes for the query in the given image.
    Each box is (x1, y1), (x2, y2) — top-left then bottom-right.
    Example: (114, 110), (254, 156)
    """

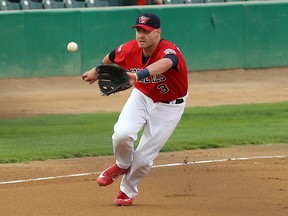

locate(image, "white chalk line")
(0, 155), (287, 185)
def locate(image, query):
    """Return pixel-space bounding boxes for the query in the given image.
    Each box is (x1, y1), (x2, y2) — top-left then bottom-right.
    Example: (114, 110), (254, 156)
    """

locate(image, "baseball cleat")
(113, 191), (134, 206)
(96, 164), (129, 187)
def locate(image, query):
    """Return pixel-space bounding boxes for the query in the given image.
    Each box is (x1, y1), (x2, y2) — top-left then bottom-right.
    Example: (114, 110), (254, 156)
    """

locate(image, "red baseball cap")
(132, 13), (161, 31)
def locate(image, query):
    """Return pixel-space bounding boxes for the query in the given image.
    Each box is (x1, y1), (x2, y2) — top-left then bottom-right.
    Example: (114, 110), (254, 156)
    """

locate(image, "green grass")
(0, 102), (288, 163)
(165, 102), (288, 151)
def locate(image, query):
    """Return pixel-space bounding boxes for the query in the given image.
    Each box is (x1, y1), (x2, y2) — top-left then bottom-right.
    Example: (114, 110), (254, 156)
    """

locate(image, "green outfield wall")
(1, 2), (288, 78)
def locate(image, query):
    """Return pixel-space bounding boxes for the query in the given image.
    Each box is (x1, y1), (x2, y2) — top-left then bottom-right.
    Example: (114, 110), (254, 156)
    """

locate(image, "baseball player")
(82, 12), (188, 206)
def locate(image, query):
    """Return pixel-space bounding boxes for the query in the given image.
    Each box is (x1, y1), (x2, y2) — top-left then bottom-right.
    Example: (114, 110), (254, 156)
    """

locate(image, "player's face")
(135, 27), (161, 49)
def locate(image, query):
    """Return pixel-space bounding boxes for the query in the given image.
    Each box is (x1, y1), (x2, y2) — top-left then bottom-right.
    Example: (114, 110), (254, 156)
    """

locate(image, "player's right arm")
(132, 54), (178, 83)
(146, 57), (174, 76)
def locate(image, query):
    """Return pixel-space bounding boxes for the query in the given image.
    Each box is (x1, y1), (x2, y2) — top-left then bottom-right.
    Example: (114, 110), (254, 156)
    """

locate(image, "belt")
(161, 98), (184, 105)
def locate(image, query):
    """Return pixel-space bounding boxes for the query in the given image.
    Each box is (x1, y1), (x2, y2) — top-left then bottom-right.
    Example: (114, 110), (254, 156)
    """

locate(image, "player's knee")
(133, 152), (152, 173)
(112, 131), (133, 144)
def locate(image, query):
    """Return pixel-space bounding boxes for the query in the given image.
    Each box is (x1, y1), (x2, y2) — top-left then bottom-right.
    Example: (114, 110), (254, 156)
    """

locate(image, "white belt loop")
(170, 99), (177, 104)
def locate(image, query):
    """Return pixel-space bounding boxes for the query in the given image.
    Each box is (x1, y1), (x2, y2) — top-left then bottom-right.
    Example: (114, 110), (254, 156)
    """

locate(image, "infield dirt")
(0, 68), (288, 216)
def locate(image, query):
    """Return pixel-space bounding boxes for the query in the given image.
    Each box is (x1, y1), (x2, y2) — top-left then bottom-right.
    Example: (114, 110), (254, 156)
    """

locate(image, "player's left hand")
(97, 65), (132, 96)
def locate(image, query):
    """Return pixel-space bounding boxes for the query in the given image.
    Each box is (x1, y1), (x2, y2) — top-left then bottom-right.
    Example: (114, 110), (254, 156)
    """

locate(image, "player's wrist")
(134, 73), (138, 83)
(135, 68), (150, 82)
(95, 61), (103, 72)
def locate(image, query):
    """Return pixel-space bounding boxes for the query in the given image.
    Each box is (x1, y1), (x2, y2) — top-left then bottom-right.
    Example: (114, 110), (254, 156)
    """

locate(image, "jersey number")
(157, 84), (169, 94)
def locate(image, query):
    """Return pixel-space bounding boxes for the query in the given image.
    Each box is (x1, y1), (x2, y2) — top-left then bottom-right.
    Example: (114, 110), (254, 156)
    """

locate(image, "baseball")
(67, 42), (78, 52)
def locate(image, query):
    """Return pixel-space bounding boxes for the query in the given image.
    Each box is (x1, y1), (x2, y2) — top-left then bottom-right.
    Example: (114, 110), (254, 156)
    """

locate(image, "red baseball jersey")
(113, 39), (188, 103)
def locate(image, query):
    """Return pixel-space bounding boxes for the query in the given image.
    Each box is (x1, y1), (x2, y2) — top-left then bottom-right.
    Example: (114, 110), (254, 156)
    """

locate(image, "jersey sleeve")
(163, 54), (179, 68)
(159, 43), (181, 71)
(108, 49), (116, 63)
(113, 43), (129, 69)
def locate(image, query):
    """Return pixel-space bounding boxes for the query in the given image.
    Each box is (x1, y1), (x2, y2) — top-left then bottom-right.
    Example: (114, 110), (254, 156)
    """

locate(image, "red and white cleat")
(113, 191), (134, 206)
(96, 164), (129, 187)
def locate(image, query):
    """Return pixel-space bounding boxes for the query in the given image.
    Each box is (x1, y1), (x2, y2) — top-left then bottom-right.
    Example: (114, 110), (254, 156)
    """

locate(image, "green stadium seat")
(0, 0), (21, 10)
(116, 0), (136, 6)
(163, 0), (184, 4)
(184, 0), (204, 3)
(85, 0), (108, 7)
(42, 0), (65, 8)
(205, 0), (224, 2)
(64, 0), (85, 8)
(20, 0), (43, 9)
(225, 0), (245, 2)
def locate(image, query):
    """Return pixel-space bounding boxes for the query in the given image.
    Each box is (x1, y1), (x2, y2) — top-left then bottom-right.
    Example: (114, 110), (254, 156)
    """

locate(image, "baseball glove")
(97, 64), (132, 96)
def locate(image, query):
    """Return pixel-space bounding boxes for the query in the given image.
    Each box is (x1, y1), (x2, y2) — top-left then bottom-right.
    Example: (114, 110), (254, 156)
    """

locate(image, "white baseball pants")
(113, 88), (187, 198)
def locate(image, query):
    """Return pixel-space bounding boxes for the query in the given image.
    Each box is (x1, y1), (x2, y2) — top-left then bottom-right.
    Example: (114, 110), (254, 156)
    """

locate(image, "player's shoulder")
(159, 39), (181, 55)
(124, 40), (138, 47)
(116, 40), (138, 54)
(118, 40), (138, 50)
(159, 39), (179, 50)
(159, 39), (176, 47)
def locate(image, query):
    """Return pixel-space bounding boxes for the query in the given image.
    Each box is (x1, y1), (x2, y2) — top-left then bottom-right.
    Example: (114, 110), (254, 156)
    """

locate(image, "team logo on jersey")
(117, 44), (124, 53)
(139, 16), (150, 24)
(164, 49), (176, 55)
